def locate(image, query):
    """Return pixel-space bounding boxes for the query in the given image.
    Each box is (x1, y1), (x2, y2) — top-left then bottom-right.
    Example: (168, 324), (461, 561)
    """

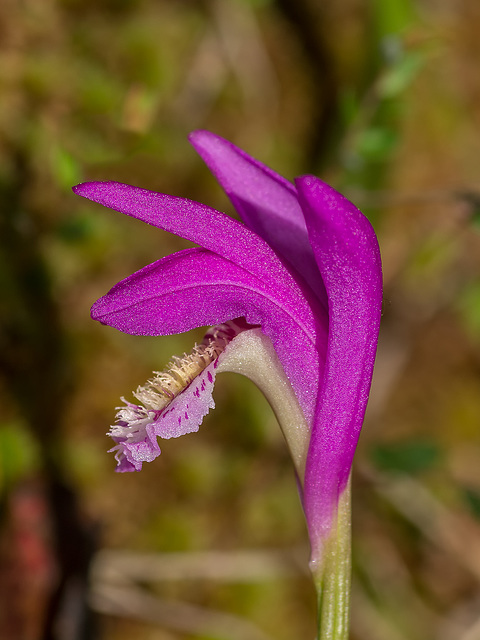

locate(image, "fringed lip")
(108, 322), (310, 482)
(108, 320), (250, 472)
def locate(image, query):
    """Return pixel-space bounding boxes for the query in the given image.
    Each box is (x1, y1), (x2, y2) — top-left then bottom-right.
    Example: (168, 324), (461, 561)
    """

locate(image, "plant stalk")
(311, 478), (352, 640)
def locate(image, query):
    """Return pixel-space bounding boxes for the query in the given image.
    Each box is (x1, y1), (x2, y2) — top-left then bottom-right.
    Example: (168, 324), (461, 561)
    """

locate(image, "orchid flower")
(73, 131), (382, 640)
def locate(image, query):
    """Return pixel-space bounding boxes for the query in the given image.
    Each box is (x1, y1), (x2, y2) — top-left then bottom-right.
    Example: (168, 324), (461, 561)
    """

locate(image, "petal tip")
(72, 182), (87, 195)
(295, 174), (316, 187)
(188, 128), (210, 142)
(72, 181), (106, 199)
(188, 129), (223, 154)
(90, 296), (107, 323)
(295, 174), (363, 227)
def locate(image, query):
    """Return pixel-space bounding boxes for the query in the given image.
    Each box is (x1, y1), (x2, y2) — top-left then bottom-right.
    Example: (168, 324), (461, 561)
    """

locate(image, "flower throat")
(131, 319), (249, 413)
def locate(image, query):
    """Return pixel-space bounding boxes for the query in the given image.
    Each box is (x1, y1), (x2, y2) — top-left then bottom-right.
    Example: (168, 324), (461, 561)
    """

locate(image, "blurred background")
(1, 0), (480, 639)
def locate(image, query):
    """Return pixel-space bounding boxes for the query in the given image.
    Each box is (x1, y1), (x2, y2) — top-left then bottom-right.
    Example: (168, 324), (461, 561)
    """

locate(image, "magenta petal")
(295, 176), (382, 545)
(189, 130), (327, 304)
(73, 181), (310, 308)
(93, 247), (325, 422)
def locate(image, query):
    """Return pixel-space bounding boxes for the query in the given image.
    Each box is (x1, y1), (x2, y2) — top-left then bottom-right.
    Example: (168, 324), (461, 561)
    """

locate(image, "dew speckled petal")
(295, 175), (382, 547)
(72, 181), (314, 309)
(92, 246), (325, 422)
(189, 130), (327, 303)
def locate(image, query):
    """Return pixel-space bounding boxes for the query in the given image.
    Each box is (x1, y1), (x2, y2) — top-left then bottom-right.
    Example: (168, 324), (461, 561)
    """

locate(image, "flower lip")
(109, 319), (252, 472)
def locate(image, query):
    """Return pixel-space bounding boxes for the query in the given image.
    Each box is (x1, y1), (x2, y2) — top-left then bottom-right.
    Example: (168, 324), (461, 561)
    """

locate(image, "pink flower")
(73, 131), (382, 564)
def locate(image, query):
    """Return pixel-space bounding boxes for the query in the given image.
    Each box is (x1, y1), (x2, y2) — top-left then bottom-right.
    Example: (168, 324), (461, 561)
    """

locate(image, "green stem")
(311, 478), (352, 640)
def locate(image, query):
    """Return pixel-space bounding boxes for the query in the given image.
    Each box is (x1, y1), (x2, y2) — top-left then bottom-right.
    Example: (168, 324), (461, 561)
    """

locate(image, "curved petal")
(189, 130), (327, 304)
(295, 176), (382, 549)
(73, 181), (315, 311)
(92, 247), (326, 422)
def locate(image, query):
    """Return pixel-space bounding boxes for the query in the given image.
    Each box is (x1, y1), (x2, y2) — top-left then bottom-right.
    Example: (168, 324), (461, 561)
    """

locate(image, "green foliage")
(463, 488), (480, 520)
(0, 423), (40, 490)
(355, 126), (399, 162)
(371, 439), (441, 474)
(378, 51), (425, 99)
(458, 280), (480, 340)
(370, 0), (417, 39)
(51, 145), (82, 190)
